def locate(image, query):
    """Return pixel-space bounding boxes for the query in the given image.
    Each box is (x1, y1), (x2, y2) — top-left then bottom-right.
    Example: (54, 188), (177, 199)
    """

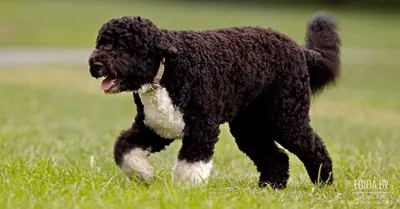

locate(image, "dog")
(88, 11), (341, 189)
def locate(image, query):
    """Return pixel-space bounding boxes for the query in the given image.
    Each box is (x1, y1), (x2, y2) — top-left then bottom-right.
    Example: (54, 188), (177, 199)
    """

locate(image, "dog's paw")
(119, 148), (154, 182)
(171, 159), (212, 186)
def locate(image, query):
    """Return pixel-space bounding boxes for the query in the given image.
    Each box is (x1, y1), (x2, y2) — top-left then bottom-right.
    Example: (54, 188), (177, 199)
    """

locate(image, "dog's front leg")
(113, 93), (174, 182)
(114, 122), (173, 182)
(172, 120), (220, 185)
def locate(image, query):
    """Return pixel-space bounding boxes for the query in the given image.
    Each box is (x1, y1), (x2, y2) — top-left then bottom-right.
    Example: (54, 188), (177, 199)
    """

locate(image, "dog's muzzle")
(89, 62), (105, 78)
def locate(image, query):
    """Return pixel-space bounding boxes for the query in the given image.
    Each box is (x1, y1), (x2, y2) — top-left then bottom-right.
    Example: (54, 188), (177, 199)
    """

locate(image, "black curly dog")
(88, 11), (340, 189)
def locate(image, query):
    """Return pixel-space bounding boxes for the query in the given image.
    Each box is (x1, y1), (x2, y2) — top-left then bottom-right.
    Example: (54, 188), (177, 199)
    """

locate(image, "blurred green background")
(1, 0), (400, 48)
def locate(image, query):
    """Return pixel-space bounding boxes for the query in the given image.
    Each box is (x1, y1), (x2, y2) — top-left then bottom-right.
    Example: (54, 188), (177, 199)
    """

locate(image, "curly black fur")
(305, 12), (341, 94)
(89, 11), (341, 189)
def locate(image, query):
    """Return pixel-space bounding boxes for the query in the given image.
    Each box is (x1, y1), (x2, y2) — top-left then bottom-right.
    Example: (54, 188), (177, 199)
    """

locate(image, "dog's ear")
(156, 43), (178, 59)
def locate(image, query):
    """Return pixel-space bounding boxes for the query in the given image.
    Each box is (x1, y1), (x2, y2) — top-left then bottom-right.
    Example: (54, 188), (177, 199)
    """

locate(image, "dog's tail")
(303, 11), (341, 94)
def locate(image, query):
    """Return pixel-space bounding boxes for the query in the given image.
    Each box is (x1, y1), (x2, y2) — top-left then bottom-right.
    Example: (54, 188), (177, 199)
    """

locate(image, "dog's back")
(165, 26), (306, 122)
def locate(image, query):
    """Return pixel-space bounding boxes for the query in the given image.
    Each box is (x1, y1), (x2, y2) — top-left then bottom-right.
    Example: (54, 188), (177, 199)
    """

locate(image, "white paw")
(172, 159), (213, 185)
(120, 148), (154, 182)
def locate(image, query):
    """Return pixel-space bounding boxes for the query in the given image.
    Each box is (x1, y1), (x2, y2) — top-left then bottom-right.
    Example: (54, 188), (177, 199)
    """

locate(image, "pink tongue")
(101, 78), (117, 90)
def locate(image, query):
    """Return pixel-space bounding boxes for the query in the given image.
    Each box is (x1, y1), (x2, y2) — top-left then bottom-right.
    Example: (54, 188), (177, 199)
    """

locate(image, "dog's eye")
(96, 36), (114, 48)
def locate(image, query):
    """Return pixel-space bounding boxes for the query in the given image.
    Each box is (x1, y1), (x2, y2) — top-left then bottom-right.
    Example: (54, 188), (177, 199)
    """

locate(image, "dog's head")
(88, 16), (178, 94)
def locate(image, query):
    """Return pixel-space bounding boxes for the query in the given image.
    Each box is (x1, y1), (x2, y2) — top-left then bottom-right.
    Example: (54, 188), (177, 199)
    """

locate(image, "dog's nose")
(92, 62), (104, 70)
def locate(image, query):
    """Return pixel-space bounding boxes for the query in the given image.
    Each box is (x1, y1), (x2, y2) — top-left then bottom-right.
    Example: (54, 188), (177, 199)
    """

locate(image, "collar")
(149, 57), (165, 91)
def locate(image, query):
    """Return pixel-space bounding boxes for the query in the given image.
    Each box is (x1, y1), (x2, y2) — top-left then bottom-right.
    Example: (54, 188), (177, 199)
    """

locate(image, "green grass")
(1, 0), (400, 49)
(1, 1), (400, 208)
(1, 54), (400, 208)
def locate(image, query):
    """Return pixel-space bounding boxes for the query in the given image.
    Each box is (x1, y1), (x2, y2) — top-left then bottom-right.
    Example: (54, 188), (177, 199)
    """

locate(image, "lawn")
(1, 1), (400, 209)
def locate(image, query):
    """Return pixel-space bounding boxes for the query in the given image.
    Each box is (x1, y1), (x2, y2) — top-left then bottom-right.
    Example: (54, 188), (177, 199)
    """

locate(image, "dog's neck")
(150, 29), (178, 90)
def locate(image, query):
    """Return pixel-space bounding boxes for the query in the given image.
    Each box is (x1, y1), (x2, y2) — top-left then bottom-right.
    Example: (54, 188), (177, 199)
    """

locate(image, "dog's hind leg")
(272, 118), (334, 186)
(269, 64), (334, 186)
(113, 93), (174, 182)
(229, 97), (290, 189)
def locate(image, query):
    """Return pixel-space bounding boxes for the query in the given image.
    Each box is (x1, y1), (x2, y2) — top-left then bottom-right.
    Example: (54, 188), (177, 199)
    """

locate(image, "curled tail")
(304, 11), (341, 94)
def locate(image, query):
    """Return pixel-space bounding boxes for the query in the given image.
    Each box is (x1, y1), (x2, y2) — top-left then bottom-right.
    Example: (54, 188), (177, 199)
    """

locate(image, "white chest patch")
(138, 84), (185, 139)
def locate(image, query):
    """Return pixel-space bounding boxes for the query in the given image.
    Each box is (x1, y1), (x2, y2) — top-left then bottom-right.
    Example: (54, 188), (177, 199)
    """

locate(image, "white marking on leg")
(138, 84), (185, 140)
(120, 148), (153, 182)
(172, 159), (213, 185)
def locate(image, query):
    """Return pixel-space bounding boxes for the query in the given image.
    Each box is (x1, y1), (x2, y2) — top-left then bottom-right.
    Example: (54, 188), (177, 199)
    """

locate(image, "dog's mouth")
(101, 77), (117, 91)
(92, 62), (120, 93)
(100, 75), (121, 94)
